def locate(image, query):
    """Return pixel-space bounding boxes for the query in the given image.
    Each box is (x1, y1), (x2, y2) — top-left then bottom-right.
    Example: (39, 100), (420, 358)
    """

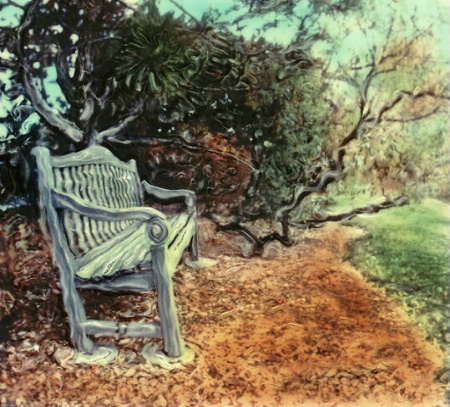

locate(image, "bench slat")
(52, 160), (144, 257)
(76, 222), (149, 279)
(50, 145), (134, 172)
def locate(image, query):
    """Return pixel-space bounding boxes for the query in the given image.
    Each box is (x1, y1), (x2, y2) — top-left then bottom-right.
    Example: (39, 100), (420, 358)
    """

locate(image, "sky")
(0, 0), (448, 119)
(156, 0), (299, 46)
(0, 0), (29, 26)
(1, 0), (448, 55)
(153, 0), (450, 75)
(157, 0), (448, 47)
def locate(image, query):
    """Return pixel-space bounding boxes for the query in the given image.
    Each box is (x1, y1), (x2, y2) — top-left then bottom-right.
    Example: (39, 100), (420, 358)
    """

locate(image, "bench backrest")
(34, 145), (144, 258)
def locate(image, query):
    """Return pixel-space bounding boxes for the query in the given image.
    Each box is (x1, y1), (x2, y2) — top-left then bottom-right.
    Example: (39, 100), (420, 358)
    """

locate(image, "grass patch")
(344, 199), (450, 350)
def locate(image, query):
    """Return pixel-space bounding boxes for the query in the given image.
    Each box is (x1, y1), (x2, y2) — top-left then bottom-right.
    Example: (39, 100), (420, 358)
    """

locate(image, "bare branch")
(213, 219), (292, 256)
(16, 0), (39, 38)
(96, 101), (144, 143)
(167, 0), (202, 26)
(384, 105), (443, 123)
(55, 51), (79, 105)
(106, 135), (256, 172)
(372, 89), (448, 124)
(291, 195), (409, 229)
(378, 34), (418, 68)
(337, 61), (360, 88)
(378, 17), (395, 64)
(360, 67), (376, 104)
(22, 69), (84, 142)
(214, 195), (408, 256)
(16, 0), (84, 143)
(7, 0), (26, 9)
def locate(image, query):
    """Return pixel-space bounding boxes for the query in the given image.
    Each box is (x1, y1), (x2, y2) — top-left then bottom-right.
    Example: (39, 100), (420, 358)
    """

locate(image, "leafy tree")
(317, 0), (450, 203)
(1, 0), (321, 217)
(185, 0), (448, 252)
(1, 0), (448, 253)
(1, 0), (135, 146)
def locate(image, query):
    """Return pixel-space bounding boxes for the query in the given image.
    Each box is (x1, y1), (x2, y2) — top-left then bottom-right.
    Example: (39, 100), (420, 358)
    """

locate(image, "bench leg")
(191, 227), (199, 262)
(58, 268), (94, 354)
(62, 275), (119, 365)
(184, 214), (217, 269)
(152, 248), (184, 358)
(185, 224), (217, 269)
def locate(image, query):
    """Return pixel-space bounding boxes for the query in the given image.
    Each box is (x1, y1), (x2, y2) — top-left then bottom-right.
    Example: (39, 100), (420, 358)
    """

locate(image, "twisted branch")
(274, 77), (447, 229)
(291, 195), (409, 229)
(16, 0), (84, 143)
(106, 135), (256, 172)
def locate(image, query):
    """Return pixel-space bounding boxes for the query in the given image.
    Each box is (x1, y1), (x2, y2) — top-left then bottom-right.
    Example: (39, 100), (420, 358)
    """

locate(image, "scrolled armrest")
(145, 216), (169, 245)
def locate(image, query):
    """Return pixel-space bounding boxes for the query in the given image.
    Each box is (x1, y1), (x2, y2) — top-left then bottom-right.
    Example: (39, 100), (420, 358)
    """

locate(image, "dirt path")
(0, 217), (446, 406)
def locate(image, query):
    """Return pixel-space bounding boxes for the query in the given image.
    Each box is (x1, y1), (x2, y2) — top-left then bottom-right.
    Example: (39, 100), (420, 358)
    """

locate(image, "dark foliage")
(2, 0), (327, 228)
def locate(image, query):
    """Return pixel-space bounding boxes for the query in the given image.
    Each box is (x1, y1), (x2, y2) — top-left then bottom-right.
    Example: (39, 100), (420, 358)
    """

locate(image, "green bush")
(257, 70), (332, 212)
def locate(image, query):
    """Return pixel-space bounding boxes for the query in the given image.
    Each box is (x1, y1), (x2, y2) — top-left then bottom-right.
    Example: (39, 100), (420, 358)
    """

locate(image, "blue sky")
(1, 0), (447, 54)
(1, 0), (448, 117)
(0, 0), (29, 26)
(154, 0), (449, 63)
(156, 0), (299, 45)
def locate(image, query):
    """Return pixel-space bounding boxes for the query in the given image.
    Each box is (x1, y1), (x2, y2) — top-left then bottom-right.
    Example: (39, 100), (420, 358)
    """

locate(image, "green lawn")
(332, 198), (450, 350)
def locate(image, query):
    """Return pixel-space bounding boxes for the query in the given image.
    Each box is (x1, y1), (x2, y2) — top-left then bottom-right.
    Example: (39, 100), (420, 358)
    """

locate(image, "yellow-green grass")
(343, 199), (449, 350)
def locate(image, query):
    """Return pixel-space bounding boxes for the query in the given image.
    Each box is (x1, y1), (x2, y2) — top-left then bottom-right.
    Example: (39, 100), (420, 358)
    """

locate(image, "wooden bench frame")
(32, 145), (206, 365)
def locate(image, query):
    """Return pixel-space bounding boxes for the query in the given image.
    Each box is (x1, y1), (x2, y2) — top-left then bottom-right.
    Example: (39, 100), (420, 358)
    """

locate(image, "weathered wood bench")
(32, 145), (211, 366)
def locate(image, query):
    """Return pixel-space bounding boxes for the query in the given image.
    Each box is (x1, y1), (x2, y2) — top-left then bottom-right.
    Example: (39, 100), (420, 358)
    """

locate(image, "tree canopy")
(1, 0), (448, 250)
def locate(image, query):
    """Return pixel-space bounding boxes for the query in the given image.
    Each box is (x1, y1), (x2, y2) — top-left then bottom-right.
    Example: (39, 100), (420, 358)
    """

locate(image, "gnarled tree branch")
(96, 101), (144, 143)
(55, 51), (79, 106)
(291, 195), (409, 229)
(106, 134), (256, 172)
(16, 0), (84, 143)
(273, 70), (447, 230)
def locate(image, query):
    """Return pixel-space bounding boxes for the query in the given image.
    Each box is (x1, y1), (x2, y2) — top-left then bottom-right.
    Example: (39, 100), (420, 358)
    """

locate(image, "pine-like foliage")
(114, 1), (201, 104)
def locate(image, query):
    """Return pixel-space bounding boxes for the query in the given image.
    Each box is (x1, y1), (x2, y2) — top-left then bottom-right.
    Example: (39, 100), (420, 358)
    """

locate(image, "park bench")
(32, 144), (210, 367)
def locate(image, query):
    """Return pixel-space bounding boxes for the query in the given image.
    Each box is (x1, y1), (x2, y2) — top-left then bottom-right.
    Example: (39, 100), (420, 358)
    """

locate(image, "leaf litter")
(0, 213), (447, 406)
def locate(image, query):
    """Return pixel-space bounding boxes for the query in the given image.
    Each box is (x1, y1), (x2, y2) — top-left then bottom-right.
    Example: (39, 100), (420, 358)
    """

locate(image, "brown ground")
(0, 213), (447, 406)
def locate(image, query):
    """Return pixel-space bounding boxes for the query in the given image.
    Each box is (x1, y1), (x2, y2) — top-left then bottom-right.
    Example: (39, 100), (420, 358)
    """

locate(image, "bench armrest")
(142, 181), (196, 215)
(52, 190), (167, 222)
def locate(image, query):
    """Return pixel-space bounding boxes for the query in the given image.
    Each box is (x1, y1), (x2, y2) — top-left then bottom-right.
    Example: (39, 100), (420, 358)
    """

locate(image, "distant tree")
(192, 0), (449, 250)
(315, 0), (450, 202)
